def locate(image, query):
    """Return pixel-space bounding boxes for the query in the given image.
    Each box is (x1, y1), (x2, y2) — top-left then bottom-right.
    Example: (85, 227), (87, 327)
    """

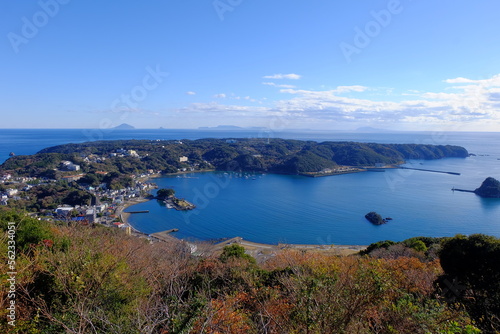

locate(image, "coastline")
(213, 237), (367, 257)
(117, 196), (150, 233)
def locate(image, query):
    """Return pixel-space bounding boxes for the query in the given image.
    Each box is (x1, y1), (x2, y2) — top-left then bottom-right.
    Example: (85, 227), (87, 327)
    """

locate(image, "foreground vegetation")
(2, 210), (499, 333)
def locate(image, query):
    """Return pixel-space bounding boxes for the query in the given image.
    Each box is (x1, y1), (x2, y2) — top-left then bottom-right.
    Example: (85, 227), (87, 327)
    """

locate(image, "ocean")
(1, 129), (499, 245)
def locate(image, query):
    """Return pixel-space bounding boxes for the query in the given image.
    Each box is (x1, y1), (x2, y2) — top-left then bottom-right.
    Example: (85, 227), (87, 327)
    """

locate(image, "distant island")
(198, 125), (243, 130)
(113, 123), (135, 130)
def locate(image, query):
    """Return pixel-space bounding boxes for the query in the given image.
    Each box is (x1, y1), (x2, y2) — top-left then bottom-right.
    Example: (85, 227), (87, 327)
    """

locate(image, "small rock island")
(156, 188), (196, 211)
(474, 177), (500, 198)
(365, 212), (386, 225)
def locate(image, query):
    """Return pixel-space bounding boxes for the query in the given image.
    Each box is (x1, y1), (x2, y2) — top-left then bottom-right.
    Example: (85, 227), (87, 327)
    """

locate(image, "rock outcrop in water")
(365, 212), (386, 225)
(474, 177), (500, 198)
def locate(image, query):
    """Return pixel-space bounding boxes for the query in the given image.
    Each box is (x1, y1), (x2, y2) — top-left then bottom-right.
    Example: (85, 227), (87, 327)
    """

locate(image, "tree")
(78, 172), (102, 187)
(219, 244), (256, 264)
(404, 239), (428, 252)
(156, 188), (175, 199)
(438, 234), (500, 332)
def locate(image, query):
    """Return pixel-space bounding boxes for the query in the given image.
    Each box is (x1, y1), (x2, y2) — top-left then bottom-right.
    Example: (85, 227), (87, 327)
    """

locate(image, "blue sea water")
(1, 129), (499, 245)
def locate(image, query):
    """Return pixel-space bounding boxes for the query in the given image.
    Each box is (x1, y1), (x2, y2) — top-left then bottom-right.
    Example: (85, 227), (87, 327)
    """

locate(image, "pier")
(125, 210), (150, 214)
(398, 166), (460, 175)
(150, 229), (179, 242)
(452, 188), (475, 193)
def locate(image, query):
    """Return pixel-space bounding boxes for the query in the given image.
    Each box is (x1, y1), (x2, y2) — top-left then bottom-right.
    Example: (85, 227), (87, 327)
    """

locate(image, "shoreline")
(214, 237), (367, 256)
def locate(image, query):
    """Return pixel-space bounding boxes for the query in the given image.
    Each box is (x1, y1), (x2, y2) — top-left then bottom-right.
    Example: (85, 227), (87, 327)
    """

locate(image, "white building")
(61, 161), (80, 171)
(179, 156), (188, 163)
(68, 163), (80, 171)
(95, 204), (108, 213)
(6, 189), (18, 197)
(56, 207), (74, 216)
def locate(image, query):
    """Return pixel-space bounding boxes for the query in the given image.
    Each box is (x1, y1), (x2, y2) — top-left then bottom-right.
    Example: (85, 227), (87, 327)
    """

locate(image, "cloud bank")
(173, 74), (500, 131)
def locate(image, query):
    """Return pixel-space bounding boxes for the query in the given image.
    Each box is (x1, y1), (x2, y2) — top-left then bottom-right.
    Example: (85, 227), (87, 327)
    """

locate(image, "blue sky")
(1, 0), (500, 131)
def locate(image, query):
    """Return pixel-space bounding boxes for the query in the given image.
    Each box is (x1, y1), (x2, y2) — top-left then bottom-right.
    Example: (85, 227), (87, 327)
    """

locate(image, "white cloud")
(422, 92), (459, 100)
(262, 82), (296, 89)
(333, 85), (368, 94)
(186, 91), (196, 95)
(445, 74), (500, 87)
(176, 102), (271, 115)
(213, 93), (226, 98)
(174, 73), (500, 130)
(445, 77), (475, 84)
(263, 73), (301, 80)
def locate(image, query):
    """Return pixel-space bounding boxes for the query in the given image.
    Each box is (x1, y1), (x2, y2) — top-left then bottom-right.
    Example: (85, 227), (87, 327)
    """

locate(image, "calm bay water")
(1, 129), (499, 245)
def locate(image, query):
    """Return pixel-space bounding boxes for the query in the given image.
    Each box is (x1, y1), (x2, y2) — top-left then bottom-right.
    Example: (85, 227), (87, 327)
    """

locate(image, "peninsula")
(0, 138), (468, 215)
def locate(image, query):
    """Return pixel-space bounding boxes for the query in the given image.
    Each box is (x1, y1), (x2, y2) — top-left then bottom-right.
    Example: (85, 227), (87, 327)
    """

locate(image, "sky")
(1, 0), (500, 131)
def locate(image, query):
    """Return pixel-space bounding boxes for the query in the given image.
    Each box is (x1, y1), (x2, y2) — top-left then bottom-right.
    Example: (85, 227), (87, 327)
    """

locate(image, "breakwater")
(452, 188), (475, 193)
(398, 166), (460, 175)
(150, 229), (180, 242)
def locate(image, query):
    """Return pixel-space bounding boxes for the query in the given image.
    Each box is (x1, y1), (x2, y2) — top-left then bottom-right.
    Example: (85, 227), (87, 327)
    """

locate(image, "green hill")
(1, 138), (469, 178)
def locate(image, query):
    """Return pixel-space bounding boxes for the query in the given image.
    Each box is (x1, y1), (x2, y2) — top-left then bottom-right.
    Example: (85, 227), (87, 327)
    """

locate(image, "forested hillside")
(1, 138), (469, 177)
(2, 209), (498, 333)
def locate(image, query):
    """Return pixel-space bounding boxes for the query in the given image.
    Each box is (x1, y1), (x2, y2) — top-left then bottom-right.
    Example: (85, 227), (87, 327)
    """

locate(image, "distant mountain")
(113, 123), (135, 130)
